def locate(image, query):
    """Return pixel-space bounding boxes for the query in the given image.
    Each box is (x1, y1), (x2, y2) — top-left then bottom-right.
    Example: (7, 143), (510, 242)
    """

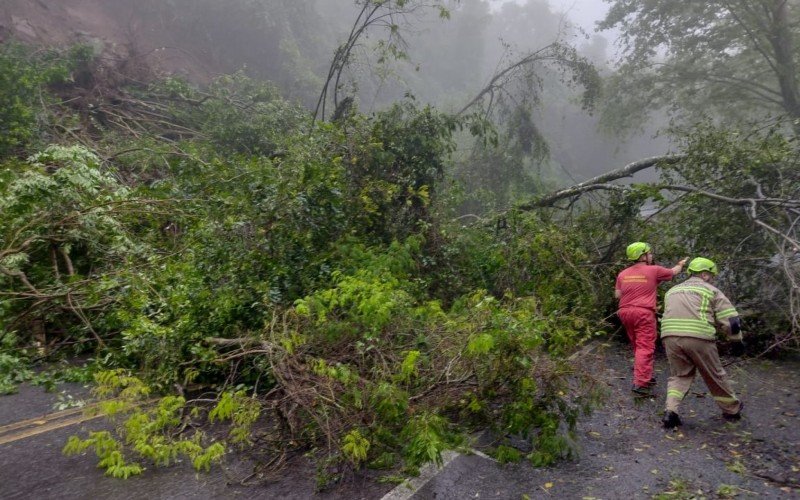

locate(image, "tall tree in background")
(599, 0), (800, 133)
(450, 1), (601, 213)
(313, 0), (451, 122)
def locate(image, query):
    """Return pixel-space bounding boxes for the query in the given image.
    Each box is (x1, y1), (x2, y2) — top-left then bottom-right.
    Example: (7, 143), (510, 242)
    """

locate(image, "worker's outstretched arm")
(670, 257), (689, 276)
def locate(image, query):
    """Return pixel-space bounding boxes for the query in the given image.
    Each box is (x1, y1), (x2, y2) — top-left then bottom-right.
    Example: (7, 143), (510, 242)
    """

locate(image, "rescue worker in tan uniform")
(660, 257), (745, 429)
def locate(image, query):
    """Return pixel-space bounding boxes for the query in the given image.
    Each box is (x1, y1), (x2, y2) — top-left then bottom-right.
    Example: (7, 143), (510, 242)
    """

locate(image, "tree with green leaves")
(0, 43), (90, 158)
(518, 124), (800, 349)
(599, 0), (800, 133)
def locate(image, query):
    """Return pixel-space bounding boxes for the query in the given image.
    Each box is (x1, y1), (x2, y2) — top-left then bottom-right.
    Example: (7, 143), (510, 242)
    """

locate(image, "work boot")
(631, 385), (652, 397)
(723, 402), (744, 422)
(662, 410), (682, 429)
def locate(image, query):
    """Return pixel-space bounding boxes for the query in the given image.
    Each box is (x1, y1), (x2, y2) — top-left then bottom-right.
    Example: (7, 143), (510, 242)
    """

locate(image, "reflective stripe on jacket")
(660, 277), (740, 341)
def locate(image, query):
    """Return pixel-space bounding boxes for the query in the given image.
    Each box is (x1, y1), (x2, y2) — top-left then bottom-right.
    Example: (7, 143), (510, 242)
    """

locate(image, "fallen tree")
(515, 126), (800, 348)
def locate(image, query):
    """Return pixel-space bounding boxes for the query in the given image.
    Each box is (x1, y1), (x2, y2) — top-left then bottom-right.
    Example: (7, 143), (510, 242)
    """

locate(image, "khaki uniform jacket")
(661, 276), (741, 341)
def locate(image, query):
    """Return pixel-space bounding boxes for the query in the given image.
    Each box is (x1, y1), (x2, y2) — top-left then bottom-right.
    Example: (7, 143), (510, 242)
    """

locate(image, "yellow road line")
(0, 412), (106, 445)
(0, 403), (101, 435)
(0, 398), (157, 445)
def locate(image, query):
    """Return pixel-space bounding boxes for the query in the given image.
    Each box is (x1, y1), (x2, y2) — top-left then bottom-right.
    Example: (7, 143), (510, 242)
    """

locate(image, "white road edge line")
(380, 449), (496, 500)
(380, 450), (459, 500)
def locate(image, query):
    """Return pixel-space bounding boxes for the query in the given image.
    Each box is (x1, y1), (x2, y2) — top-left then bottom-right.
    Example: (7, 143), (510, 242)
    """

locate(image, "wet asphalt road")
(2, 344), (799, 499)
(0, 383), (243, 499)
(411, 346), (800, 499)
(0, 383), (389, 499)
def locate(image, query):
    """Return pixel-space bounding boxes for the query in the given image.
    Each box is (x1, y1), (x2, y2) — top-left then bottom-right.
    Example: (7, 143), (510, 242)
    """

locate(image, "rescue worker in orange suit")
(615, 242), (688, 396)
(660, 257), (744, 429)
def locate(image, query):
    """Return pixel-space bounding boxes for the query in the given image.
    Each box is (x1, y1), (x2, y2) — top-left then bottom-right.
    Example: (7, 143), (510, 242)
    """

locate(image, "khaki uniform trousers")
(663, 336), (741, 415)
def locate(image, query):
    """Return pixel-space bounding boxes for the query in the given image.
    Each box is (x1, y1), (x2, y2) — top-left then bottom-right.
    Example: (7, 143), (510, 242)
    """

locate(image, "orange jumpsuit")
(616, 262), (675, 388)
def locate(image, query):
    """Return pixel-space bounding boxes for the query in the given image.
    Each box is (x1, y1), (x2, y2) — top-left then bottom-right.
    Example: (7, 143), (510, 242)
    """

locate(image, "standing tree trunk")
(768, 0), (800, 127)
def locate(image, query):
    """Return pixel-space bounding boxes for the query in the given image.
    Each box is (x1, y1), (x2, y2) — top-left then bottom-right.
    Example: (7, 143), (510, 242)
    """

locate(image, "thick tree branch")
(66, 292), (105, 348)
(57, 245), (75, 276)
(0, 235), (39, 261)
(746, 199), (800, 248)
(0, 266), (40, 294)
(660, 185), (800, 208)
(517, 155), (682, 209)
(518, 158), (800, 247)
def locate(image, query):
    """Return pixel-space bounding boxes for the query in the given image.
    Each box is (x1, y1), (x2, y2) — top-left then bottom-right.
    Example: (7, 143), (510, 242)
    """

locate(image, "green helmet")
(626, 242), (651, 261)
(687, 257), (718, 275)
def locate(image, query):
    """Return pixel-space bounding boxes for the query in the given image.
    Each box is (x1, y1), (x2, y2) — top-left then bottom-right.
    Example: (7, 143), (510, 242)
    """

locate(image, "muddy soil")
(0, 0), (221, 84)
(416, 341), (800, 499)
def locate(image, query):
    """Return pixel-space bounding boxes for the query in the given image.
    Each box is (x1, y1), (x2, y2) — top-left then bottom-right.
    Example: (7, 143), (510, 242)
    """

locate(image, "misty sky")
(545, 0), (610, 32)
(489, 0), (610, 34)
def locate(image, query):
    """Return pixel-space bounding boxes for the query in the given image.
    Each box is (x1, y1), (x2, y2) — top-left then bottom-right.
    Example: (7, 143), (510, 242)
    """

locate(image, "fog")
(1, 0), (672, 184)
(320, 0), (670, 181)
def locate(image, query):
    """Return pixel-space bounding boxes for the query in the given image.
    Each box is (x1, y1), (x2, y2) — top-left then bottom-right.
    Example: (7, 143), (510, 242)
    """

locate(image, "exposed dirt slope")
(0, 0), (219, 83)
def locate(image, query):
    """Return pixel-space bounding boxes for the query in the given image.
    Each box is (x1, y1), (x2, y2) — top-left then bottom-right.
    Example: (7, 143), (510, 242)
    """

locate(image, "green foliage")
(63, 431), (144, 479)
(283, 236), (596, 473)
(0, 328), (99, 393)
(346, 100), (456, 240)
(294, 238), (420, 337)
(0, 144), (146, 349)
(90, 94), (463, 389)
(2, 144), (127, 240)
(599, 0), (800, 133)
(654, 125), (800, 342)
(0, 330), (31, 394)
(0, 352), (32, 395)
(371, 382), (409, 424)
(152, 73), (307, 155)
(493, 444), (523, 464)
(401, 413), (452, 467)
(341, 429), (371, 466)
(0, 43), (89, 158)
(428, 212), (602, 317)
(0, 45), (611, 486)
(64, 370), (233, 477)
(208, 390), (261, 445)
(398, 350), (421, 383)
(447, 290), (587, 466)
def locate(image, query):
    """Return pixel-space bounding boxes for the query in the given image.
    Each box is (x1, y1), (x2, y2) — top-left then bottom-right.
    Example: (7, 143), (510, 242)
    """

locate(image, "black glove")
(730, 340), (746, 357)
